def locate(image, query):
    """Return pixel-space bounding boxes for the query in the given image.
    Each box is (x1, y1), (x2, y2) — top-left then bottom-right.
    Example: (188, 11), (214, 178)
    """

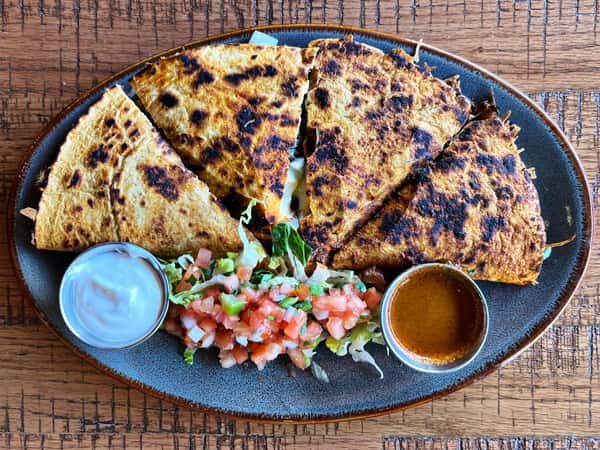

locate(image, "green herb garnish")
(279, 297), (298, 308)
(183, 347), (196, 365)
(219, 293), (246, 316)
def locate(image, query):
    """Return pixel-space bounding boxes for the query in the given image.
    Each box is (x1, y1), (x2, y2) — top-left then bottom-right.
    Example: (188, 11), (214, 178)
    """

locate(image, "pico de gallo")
(159, 201), (386, 381)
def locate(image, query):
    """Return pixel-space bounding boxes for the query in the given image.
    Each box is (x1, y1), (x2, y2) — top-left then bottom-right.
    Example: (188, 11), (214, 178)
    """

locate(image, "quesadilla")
(34, 85), (255, 258)
(130, 44), (316, 225)
(332, 108), (546, 285)
(300, 36), (471, 263)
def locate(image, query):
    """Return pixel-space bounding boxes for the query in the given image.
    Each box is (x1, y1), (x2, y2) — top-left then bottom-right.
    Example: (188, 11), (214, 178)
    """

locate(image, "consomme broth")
(388, 266), (485, 363)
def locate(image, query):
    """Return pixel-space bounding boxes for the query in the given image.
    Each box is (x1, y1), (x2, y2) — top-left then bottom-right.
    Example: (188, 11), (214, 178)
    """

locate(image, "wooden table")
(1, 1), (599, 448)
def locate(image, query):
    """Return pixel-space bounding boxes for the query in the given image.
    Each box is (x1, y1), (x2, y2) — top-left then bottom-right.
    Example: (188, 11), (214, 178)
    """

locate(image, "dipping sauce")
(381, 264), (487, 371)
(60, 243), (168, 348)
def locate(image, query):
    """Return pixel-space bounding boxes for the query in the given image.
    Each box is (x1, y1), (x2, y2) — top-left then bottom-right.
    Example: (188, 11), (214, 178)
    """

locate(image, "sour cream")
(59, 243), (169, 348)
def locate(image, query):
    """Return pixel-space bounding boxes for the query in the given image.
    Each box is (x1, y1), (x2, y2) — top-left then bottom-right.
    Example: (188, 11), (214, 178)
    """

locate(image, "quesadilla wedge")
(300, 36), (471, 264)
(34, 85), (256, 258)
(332, 108), (546, 285)
(130, 44), (316, 225)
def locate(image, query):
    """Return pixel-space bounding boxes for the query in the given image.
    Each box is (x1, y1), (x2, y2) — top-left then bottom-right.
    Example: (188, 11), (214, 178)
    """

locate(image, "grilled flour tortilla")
(333, 111), (546, 285)
(300, 36), (471, 264)
(130, 44), (316, 225)
(34, 85), (254, 258)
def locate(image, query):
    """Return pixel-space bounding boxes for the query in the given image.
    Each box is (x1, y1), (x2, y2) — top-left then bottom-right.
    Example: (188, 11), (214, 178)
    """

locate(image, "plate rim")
(6, 23), (594, 423)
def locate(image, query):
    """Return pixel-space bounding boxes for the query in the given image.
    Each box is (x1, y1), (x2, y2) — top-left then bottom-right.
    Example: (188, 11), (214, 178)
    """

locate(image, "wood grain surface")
(1, 1), (599, 448)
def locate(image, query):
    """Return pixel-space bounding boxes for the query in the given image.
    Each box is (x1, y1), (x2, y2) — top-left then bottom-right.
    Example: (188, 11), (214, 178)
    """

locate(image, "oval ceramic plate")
(8, 25), (593, 422)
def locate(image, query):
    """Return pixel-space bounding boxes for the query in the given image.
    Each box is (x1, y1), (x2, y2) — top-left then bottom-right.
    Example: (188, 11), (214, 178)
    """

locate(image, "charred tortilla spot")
(313, 176), (328, 196)
(236, 106), (262, 134)
(87, 198), (94, 208)
(350, 79), (369, 91)
(111, 188), (126, 205)
(345, 200), (357, 209)
(96, 191), (106, 198)
(265, 65), (278, 76)
(159, 92), (179, 108)
(66, 223), (73, 232)
(190, 109), (207, 126)
(458, 126), (473, 141)
(452, 106), (469, 124)
(67, 170), (81, 188)
(381, 212), (416, 244)
(351, 97), (361, 107)
(129, 128), (139, 138)
(121, 143), (128, 151)
(73, 205), (83, 213)
(413, 128), (433, 158)
(248, 97), (263, 106)
(271, 100), (282, 108)
(323, 59), (342, 76)
(495, 185), (513, 200)
(417, 185), (467, 245)
(280, 115), (298, 127)
(315, 131), (349, 173)
(239, 136), (251, 149)
(436, 154), (466, 172)
(389, 51), (409, 68)
(143, 166), (182, 201)
(87, 145), (109, 168)
(482, 215), (506, 242)
(104, 118), (115, 127)
(124, 119), (132, 128)
(503, 154), (516, 174)
(193, 69), (215, 88)
(178, 54), (200, 74)
(389, 95), (414, 111)
(314, 88), (330, 109)
(268, 135), (281, 148)
(271, 180), (284, 196)
(282, 77), (299, 97)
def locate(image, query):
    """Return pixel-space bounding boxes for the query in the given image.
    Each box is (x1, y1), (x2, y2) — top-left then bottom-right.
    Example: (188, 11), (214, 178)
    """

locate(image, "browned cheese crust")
(300, 36), (471, 264)
(332, 115), (546, 285)
(35, 85), (255, 258)
(130, 44), (317, 224)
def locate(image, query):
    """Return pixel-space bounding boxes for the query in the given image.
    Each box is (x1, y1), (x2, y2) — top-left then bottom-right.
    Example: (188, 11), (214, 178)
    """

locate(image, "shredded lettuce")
(162, 261), (183, 286)
(310, 361), (330, 383)
(214, 257), (235, 275)
(259, 275), (299, 290)
(183, 347), (196, 365)
(236, 199), (266, 269)
(177, 254), (194, 270)
(169, 274), (229, 305)
(348, 322), (384, 379)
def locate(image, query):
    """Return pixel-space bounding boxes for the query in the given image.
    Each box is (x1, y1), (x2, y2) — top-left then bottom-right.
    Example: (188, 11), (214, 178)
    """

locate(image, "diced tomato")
(342, 310), (359, 330)
(219, 350), (237, 368)
(236, 266), (252, 282)
(222, 314), (240, 330)
(195, 248), (212, 269)
(283, 309), (307, 340)
(312, 295), (347, 313)
(199, 317), (217, 333)
(295, 284), (310, 300)
(241, 287), (260, 303)
(300, 321), (323, 342)
(251, 342), (283, 370)
(326, 317), (346, 340)
(204, 285), (221, 299)
(215, 330), (234, 350)
(191, 296), (214, 314)
(232, 345), (249, 364)
(364, 287), (383, 309)
(346, 295), (367, 313)
(232, 321), (252, 337)
(256, 300), (285, 322)
(287, 348), (308, 369)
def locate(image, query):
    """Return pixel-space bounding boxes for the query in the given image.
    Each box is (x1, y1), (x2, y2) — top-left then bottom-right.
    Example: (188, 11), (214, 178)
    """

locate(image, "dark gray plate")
(8, 25), (593, 422)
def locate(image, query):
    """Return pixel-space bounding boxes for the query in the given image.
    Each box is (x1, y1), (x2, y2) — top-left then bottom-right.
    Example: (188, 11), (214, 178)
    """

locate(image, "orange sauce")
(388, 266), (484, 364)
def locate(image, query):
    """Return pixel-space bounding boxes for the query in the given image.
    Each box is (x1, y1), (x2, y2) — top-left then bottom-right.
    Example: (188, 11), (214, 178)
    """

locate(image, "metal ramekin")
(59, 242), (170, 349)
(380, 263), (489, 373)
